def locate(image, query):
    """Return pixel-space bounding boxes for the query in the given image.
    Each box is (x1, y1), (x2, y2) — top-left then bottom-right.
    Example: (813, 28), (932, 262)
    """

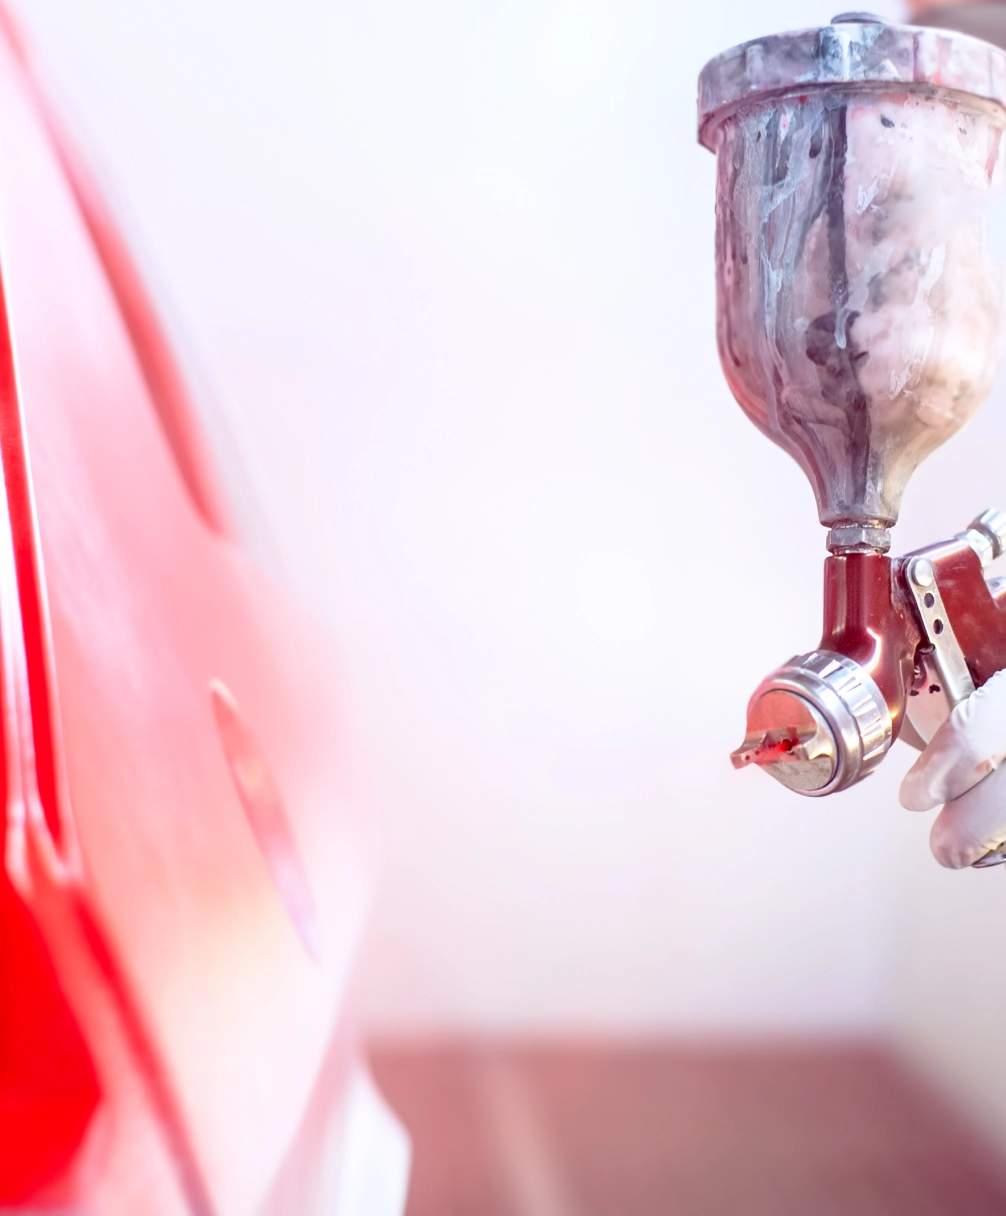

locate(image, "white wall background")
(22, 0), (1006, 1069)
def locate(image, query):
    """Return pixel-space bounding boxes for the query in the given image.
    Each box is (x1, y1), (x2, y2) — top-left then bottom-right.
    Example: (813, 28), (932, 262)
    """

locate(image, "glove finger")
(930, 761), (1006, 868)
(900, 668), (1006, 811)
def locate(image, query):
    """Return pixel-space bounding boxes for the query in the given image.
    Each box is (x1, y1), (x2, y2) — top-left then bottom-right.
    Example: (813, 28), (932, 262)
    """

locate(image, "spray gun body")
(732, 514), (1006, 799)
(699, 17), (1006, 858)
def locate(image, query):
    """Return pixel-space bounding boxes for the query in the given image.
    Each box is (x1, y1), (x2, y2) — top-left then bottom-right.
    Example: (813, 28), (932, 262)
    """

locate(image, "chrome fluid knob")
(964, 508), (1006, 567)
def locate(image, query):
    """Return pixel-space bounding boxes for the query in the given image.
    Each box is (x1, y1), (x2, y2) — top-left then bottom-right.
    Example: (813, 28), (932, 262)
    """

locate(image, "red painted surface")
(820, 551), (918, 741)
(918, 542), (1006, 688)
(814, 542), (1006, 748)
(0, 11), (375, 1213)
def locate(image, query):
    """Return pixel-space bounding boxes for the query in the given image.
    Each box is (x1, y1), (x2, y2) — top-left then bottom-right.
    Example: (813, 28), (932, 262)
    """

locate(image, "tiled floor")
(371, 1044), (1006, 1216)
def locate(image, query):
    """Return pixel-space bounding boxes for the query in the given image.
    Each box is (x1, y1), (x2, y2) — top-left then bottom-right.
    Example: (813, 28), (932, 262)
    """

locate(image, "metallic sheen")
(907, 553), (977, 708)
(732, 650), (893, 795)
(699, 20), (1006, 529)
(827, 524), (892, 553)
(698, 20), (1006, 151)
(968, 507), (1006, 561)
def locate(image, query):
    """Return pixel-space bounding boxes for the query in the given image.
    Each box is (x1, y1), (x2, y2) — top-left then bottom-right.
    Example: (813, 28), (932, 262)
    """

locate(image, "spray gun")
(698, 14), (1006, 863)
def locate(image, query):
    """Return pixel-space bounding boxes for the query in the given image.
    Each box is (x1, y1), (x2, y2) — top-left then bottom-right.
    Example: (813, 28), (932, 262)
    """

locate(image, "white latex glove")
(901, 669), (1006, 868)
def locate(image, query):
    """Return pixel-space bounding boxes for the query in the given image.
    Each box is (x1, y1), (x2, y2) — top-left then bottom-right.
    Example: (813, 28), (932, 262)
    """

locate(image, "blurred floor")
(370, 1044), (1006, 1216)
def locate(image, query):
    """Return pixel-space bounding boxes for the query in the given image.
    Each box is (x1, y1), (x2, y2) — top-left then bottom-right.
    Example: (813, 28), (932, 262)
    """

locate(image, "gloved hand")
(901, 669), (1006, 868)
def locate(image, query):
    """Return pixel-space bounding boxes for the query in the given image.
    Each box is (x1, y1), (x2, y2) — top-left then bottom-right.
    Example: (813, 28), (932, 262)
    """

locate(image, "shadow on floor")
(371, 1043), (1006, 1216)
